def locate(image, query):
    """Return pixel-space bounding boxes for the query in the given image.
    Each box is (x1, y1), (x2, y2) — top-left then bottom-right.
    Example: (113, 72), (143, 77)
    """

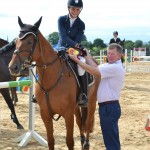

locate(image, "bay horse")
(0, 39), (23, 129)
(9, 16), (100, 150)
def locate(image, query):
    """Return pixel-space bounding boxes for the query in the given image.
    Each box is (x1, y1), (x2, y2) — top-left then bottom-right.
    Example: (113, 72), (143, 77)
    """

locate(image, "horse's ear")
(34, 17), (42, 29)
(18, 16), (25, 28)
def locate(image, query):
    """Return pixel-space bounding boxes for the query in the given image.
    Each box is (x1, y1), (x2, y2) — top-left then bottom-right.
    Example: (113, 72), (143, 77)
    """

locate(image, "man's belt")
(98, 100), (119, 106)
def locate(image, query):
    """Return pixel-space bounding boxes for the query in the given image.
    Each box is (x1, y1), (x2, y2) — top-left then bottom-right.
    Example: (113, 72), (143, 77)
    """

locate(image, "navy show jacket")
(109, 38), (121, 44)
(57, 15), (85, 50)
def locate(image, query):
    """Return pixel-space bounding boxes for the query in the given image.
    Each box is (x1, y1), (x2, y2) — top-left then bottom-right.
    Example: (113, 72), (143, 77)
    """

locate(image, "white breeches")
(78, 56), (86, 76)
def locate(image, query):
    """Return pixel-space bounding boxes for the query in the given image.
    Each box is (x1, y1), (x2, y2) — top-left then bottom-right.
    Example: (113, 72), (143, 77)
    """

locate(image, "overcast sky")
(0, 0), (150, 43)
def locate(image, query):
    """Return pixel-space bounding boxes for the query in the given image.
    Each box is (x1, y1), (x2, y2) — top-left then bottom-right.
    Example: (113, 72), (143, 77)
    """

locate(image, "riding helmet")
(113, 31), (118, 35)
(67, 0), (83, 8)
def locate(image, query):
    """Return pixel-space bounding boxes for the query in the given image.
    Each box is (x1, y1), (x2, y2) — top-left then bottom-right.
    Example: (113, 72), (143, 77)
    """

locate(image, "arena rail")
(124, 49), (150, 73)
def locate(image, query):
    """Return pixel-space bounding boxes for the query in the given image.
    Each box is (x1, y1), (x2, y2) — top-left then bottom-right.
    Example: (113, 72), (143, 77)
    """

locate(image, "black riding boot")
(78, 73), (88, 107)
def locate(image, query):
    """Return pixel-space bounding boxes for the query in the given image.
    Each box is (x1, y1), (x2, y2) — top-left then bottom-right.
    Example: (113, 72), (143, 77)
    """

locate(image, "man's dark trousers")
(99, 102), (121, 150)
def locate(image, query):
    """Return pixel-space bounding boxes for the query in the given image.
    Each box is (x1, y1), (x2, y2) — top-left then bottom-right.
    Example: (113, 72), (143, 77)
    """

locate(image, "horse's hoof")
(80, 135), (85, 145)
(17, 124), (24, 129)
(83, 140), (90, 150)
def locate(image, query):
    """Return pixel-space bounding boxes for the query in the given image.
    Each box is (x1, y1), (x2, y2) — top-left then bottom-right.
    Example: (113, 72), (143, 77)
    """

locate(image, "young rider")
(56, 0), (88, 107)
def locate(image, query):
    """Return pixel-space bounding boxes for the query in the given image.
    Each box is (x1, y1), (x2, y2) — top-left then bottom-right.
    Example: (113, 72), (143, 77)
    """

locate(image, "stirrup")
(78, 93), (88, 107)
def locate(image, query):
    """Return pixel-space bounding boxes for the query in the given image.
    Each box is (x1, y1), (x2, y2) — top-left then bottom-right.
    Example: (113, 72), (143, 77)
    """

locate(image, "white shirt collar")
(69, 15), (77, 27)
(107, 59), (122, 65)
(115, 59), (122, 64)
(69, 14), (77, 21)
(114, 38), (117, 41)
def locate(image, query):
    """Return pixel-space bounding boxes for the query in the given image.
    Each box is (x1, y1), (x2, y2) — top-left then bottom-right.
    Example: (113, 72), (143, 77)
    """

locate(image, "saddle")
(58, 48), (94, 87)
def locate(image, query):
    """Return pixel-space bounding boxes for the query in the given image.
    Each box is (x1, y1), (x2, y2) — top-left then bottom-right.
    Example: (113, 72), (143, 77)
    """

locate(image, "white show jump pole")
(13, 66), (48, 147)
(125, 49), (127, 71)
(0, 80), (32, 88)
(100, 50), (102, 64)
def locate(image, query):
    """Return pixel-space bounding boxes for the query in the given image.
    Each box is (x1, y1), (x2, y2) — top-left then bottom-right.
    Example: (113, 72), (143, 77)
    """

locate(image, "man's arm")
(69, 53), (101, 77)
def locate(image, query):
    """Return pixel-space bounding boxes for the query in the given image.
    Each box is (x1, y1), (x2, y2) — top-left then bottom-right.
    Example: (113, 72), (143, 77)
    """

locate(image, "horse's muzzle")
(9, 62), (29, 76)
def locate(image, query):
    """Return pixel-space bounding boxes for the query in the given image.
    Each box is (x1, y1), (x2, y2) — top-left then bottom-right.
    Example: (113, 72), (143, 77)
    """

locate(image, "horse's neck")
(36, 32), (62, 89)
(37, 32), (56, 63)
(0, 48), (14, 59)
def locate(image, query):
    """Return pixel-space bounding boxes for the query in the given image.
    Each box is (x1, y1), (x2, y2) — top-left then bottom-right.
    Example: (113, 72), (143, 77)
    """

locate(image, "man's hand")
(68, 54), (79, 63)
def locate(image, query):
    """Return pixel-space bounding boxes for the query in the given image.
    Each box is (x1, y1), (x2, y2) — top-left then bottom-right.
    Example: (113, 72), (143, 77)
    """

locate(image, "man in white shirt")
(69, 43), (125, 150)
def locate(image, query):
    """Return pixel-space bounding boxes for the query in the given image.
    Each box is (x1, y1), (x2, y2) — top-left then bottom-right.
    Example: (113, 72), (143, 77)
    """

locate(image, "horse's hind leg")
(75, 107), (86, 147)
(83, 98), (97, 150)
(0, 89), (23, 129)
(65, 112), (74, 150)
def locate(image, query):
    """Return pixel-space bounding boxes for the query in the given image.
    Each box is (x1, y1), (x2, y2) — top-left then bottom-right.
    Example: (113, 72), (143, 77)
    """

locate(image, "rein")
(30, 58), (64, 121)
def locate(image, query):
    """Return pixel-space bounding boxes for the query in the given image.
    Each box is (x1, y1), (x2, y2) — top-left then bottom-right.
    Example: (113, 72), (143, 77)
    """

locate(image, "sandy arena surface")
(0, 72), (150, 150)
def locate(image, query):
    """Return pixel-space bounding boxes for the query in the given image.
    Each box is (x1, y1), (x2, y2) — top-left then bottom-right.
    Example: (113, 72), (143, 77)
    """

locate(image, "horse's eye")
(27, 40), (33, 45)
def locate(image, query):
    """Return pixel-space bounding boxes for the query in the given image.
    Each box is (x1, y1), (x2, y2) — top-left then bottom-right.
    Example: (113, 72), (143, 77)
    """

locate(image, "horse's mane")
(0, 38), (9, 48)
(0, 41), (15, 57)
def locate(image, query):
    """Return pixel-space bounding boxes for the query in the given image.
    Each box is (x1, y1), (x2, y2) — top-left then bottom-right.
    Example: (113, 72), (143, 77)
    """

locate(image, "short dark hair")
(113, 31), (118, 35)
(108, 43), (123, 54)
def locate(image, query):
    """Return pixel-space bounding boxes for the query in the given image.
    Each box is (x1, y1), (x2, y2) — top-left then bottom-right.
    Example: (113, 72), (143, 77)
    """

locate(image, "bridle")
(14, 32), (38, 69)
(14, 31), (63, 121)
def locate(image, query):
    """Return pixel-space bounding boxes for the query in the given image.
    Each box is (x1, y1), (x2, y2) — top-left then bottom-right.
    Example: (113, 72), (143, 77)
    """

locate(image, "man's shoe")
(78, 94), (88, 107)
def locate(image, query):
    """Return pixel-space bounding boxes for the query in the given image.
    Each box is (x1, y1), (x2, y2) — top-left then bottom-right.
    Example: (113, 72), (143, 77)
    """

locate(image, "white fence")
(124, 49), (150, 73)
(94, 49), (150, 73)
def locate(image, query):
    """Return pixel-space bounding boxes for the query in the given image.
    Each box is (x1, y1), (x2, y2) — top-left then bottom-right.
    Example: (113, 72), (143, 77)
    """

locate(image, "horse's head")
(9, 16), (42, 76)
(118, 38), (125, 46)
(118, 38), (125, 53)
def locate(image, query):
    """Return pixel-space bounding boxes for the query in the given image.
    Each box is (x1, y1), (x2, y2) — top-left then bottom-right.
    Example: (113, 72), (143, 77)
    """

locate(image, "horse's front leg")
(65, 111), (74, 150)
(40, 109), (54, 150)
(10, 87), (18, 106)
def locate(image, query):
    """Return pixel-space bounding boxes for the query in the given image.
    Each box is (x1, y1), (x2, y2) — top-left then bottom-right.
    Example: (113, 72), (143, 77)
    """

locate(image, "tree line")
(47, 32), (150, 56)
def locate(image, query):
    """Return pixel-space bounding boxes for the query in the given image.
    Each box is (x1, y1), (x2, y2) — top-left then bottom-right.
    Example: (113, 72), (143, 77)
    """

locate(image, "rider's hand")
(76, 44), (87, 57)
